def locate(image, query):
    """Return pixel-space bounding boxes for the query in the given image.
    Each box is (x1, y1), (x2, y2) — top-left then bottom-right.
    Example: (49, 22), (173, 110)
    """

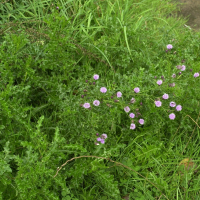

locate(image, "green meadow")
(0, 0), (200, 199)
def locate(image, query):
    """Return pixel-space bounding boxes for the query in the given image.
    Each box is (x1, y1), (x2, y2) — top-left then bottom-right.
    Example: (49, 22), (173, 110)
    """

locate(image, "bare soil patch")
(173, 0), (200, 31)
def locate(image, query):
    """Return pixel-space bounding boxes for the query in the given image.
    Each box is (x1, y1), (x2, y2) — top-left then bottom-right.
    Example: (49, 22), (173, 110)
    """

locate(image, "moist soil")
(173, 0), (200, 31)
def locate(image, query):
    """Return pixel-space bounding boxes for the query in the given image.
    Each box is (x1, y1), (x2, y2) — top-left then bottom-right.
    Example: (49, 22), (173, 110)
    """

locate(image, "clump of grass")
(0, 0), (200, 199)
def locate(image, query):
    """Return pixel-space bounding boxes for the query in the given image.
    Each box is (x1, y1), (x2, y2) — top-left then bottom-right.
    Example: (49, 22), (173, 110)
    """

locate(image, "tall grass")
(0, 0), (200, 199)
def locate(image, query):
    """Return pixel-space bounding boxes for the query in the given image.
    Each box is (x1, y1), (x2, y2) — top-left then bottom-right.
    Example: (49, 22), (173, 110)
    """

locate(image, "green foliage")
(0, 0), (200, 199)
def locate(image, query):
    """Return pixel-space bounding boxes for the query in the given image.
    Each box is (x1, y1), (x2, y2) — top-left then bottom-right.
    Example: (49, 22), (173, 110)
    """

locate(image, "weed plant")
(0, 0), (200, 199)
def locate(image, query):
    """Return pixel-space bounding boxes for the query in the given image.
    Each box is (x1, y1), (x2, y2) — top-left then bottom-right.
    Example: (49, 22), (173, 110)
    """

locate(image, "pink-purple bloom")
(155, 101), (162, 107)
(170, 101), (176, 107)
(129, 113), (135, 118)
(124, 106), (130, 113)
(93, 100), (100, 106)
(101, 134), (107, 139)
(139, 119), (144, 125)
(96, 133), (107, 144)
(157, 80), (163, 85)
(100, 139), (105, 144)
(134, 87), (140, 93)
(172, 74), (176, 78)
(83, 103), (90, 108)
(130, 98), (136, 103)
(194, 73), (199, 78)
(176, 65), (182, 70)
(176, 105), (182, 111)
(130, 123), (136, 130)
(100, 87), (107, 93)
(169, 83), (175, 87)
(117, 91), (122, 98)
(97, 137), (105, 144)
(167, 44), (173, 49)
(162, 93), (169, 100)
(93, 74), (99, 80)
(181, 65), (186, 71)
(169, 113), (175, 120)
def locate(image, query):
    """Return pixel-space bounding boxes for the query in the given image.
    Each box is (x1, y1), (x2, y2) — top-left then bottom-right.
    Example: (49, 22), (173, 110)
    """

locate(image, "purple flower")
(83, 103), (90, 108)
(162, 93), (169, 100)
(134, 87), (140, 93)
(167, 44), (173, 49)
(130, 98), (136, 103)
(181, 65), (186, 71)
(176, 105), (182, 111)
(172, 74), (176, 78)
(96, 133), (99, 136)
(93, 100), (100, 106)
(100, 87), (107, 93)
(169, 113), (175, 120)
(176, 65), (182, 70)
(178, 72), (182, 75)
(170, 101), (176, 107)
(101, 134), (107, 139)
(130, 123), (136, 130)
(117, 91), (122, 98)
(169, 83), (175, 87)
(93, 74), (99, 80)
(100, 139), (105, 144)
(139, 119), (144, 125)
(97, 137), (105, 144)
(194, 73), (199, 78)
(155, 101), (162, 107)
(157, 80), (163, 85)
(124, 106), (130, 113)
(129, 113), (135, 118)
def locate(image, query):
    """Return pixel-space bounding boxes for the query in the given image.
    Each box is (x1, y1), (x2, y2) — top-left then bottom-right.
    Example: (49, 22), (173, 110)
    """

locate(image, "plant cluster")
(0, 0), (200, 199)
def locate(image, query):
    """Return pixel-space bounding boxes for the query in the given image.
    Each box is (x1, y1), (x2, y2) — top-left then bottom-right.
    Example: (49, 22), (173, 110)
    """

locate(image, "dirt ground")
(173, 0), (200, 31)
